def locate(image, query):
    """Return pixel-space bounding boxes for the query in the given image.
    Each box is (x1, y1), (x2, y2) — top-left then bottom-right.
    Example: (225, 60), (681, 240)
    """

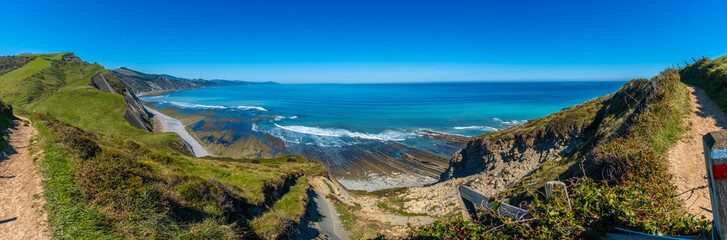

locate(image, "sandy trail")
(145, 107), (210, 157)
(667, 86), (727, 219)
(308, 177), (350, 240)
(0, 116), (48, 239)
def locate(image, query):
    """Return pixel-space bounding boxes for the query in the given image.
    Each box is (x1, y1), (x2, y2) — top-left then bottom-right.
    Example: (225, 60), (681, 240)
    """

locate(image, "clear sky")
(1, 0), (726, 83)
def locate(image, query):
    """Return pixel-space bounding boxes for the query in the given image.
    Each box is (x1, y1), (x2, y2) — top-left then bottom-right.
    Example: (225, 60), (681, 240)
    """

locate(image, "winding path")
(667, 86), (727, 219)
(308, 177), (350, 240)
(145, 107), (210, 157)
(0, 116), (48, 239)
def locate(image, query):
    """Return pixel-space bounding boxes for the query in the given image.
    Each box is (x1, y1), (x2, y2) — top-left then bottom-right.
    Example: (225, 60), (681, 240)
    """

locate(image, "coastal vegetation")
(0, 100), (14, 147)
(408, 68), (712, 238)
(0, 53), (327, 239)
(680, 56), (727, 113)
(1, 51), (723, 239)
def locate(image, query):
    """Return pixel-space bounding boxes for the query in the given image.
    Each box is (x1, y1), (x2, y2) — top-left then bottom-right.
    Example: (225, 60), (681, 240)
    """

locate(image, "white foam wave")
(501, 120), (528, 125)
(167, 102), (267, 111)
(453, 126), (499, 132)
(169, 101), (227, 109)
(236, 105), (268, 111)
(272, 115), (298, 121)
(273, 123), (410, 141)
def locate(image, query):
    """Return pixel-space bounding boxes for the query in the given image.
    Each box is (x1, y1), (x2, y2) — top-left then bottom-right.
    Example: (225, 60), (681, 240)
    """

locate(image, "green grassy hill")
(0, 53), (326, 239)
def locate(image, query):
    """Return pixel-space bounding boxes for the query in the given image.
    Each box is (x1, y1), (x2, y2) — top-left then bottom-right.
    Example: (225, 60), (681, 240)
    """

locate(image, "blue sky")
(1, 0), (726, 83)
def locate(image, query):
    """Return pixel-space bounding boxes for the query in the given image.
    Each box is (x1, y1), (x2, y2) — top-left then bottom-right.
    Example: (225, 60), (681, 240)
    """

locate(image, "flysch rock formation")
(87, 72), (153, 132)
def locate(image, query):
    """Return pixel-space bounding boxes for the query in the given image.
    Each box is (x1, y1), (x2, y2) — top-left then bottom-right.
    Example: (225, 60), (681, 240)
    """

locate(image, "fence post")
(545, 181), (571, 210)
(704, 131), (727, 239)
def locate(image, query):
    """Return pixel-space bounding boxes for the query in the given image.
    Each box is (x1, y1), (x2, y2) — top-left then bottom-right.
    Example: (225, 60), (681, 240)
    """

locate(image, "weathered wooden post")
(457, 186), (529, 221)
(704, 131), (727, 239)
(458, 188), (476, 221)
(545, 181), (571, 210)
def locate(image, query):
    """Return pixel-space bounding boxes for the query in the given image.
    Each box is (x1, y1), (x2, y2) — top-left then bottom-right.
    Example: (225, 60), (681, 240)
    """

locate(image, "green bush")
(147, 151), (176, 164)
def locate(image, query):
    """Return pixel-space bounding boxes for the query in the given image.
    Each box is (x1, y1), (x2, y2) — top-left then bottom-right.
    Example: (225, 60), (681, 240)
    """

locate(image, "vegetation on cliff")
(680, 56), (727, 114)
(409, 68), (711, 238)
(0, 99), (15, 147)
(0, 53), (326, 239)
(112, 67), (272, 94)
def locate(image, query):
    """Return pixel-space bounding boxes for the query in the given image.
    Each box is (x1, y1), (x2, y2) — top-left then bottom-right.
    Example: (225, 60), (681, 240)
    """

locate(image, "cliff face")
(441, 79), (655, 181)
(111, 67), (263, 94)
(88, 72), (154, 132)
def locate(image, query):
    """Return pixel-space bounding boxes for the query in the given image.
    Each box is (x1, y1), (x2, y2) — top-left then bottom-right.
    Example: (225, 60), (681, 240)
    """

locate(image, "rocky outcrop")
(89, 73), (117, 94)
(61, 53), (83, 63)
(440, 79), (655, 181)
(88, 72), (154, 132)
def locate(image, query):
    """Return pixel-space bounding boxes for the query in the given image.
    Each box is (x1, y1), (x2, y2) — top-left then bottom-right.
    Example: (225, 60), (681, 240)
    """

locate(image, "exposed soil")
(667, 86), (727, 219)
(0, 116), (48, 239)
(309, 176), (436, 238)
(307, 177), (350, 240)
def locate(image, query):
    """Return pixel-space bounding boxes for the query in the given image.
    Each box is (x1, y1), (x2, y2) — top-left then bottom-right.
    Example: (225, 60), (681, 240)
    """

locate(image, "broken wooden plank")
(458, 185), (529, 221)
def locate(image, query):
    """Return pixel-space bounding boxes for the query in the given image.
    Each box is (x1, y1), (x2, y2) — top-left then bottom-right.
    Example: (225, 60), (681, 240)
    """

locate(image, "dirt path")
(0, 116), (48, 239)
(308, 177), (350, 240)
(309, 176), (436, 238)
(667, 86), (727, 219)
(145, 107), (210, 157)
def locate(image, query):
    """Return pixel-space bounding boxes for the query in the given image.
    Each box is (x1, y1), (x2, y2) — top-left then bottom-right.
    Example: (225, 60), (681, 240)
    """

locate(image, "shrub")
(147, 151), (176, 164)
(72, 149), (164, 213)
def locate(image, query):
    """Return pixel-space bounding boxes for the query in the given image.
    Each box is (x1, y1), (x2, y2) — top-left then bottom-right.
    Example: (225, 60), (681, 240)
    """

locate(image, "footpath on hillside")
(0, 116), (48, 239)
(667, 86), (727, 219)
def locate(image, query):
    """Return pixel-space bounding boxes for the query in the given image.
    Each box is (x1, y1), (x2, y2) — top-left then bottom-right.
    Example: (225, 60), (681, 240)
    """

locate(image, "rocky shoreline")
(138, 102), (468, 191)
(145, 106), (210, 157)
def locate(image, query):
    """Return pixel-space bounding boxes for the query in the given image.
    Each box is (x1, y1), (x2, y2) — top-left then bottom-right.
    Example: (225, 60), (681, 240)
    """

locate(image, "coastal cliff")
(440, 78), (656, 186)
(112, 67), (274, 94)
(0, 53), (329, 239)
(88, 71), (154, 132)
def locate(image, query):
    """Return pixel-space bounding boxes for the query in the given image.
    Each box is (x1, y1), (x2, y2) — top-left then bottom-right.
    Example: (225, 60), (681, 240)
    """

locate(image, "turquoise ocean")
(141, 81), (625, 160)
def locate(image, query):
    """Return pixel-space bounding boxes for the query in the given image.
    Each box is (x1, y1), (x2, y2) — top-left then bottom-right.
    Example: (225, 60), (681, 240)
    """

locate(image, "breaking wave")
(236, 105), (268, 111)
(167, 102), (267, 111)
(169, 101), (227, 109)
(453, 126), (499, 132)
(273, 123), (411, 141)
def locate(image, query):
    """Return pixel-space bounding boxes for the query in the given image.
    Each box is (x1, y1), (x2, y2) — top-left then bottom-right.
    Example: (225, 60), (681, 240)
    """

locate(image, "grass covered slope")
(680, 56), (727, 113)
(0, 100), (15, 146)
(410, 69), (708, 239)
(0, 53), (327, 239)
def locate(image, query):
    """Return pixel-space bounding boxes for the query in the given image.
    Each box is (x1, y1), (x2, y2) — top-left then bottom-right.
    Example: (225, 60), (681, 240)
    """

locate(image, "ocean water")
(143, 81), (624, 143)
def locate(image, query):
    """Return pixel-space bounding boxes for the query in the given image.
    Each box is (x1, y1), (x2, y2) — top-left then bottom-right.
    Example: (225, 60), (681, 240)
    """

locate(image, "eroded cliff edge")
(440, 78), (655, 183)
(88, 71), (154, 132)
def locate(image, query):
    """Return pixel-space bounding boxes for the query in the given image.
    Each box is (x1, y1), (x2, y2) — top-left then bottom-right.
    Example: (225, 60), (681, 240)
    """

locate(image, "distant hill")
(111, 67), (276, 94)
